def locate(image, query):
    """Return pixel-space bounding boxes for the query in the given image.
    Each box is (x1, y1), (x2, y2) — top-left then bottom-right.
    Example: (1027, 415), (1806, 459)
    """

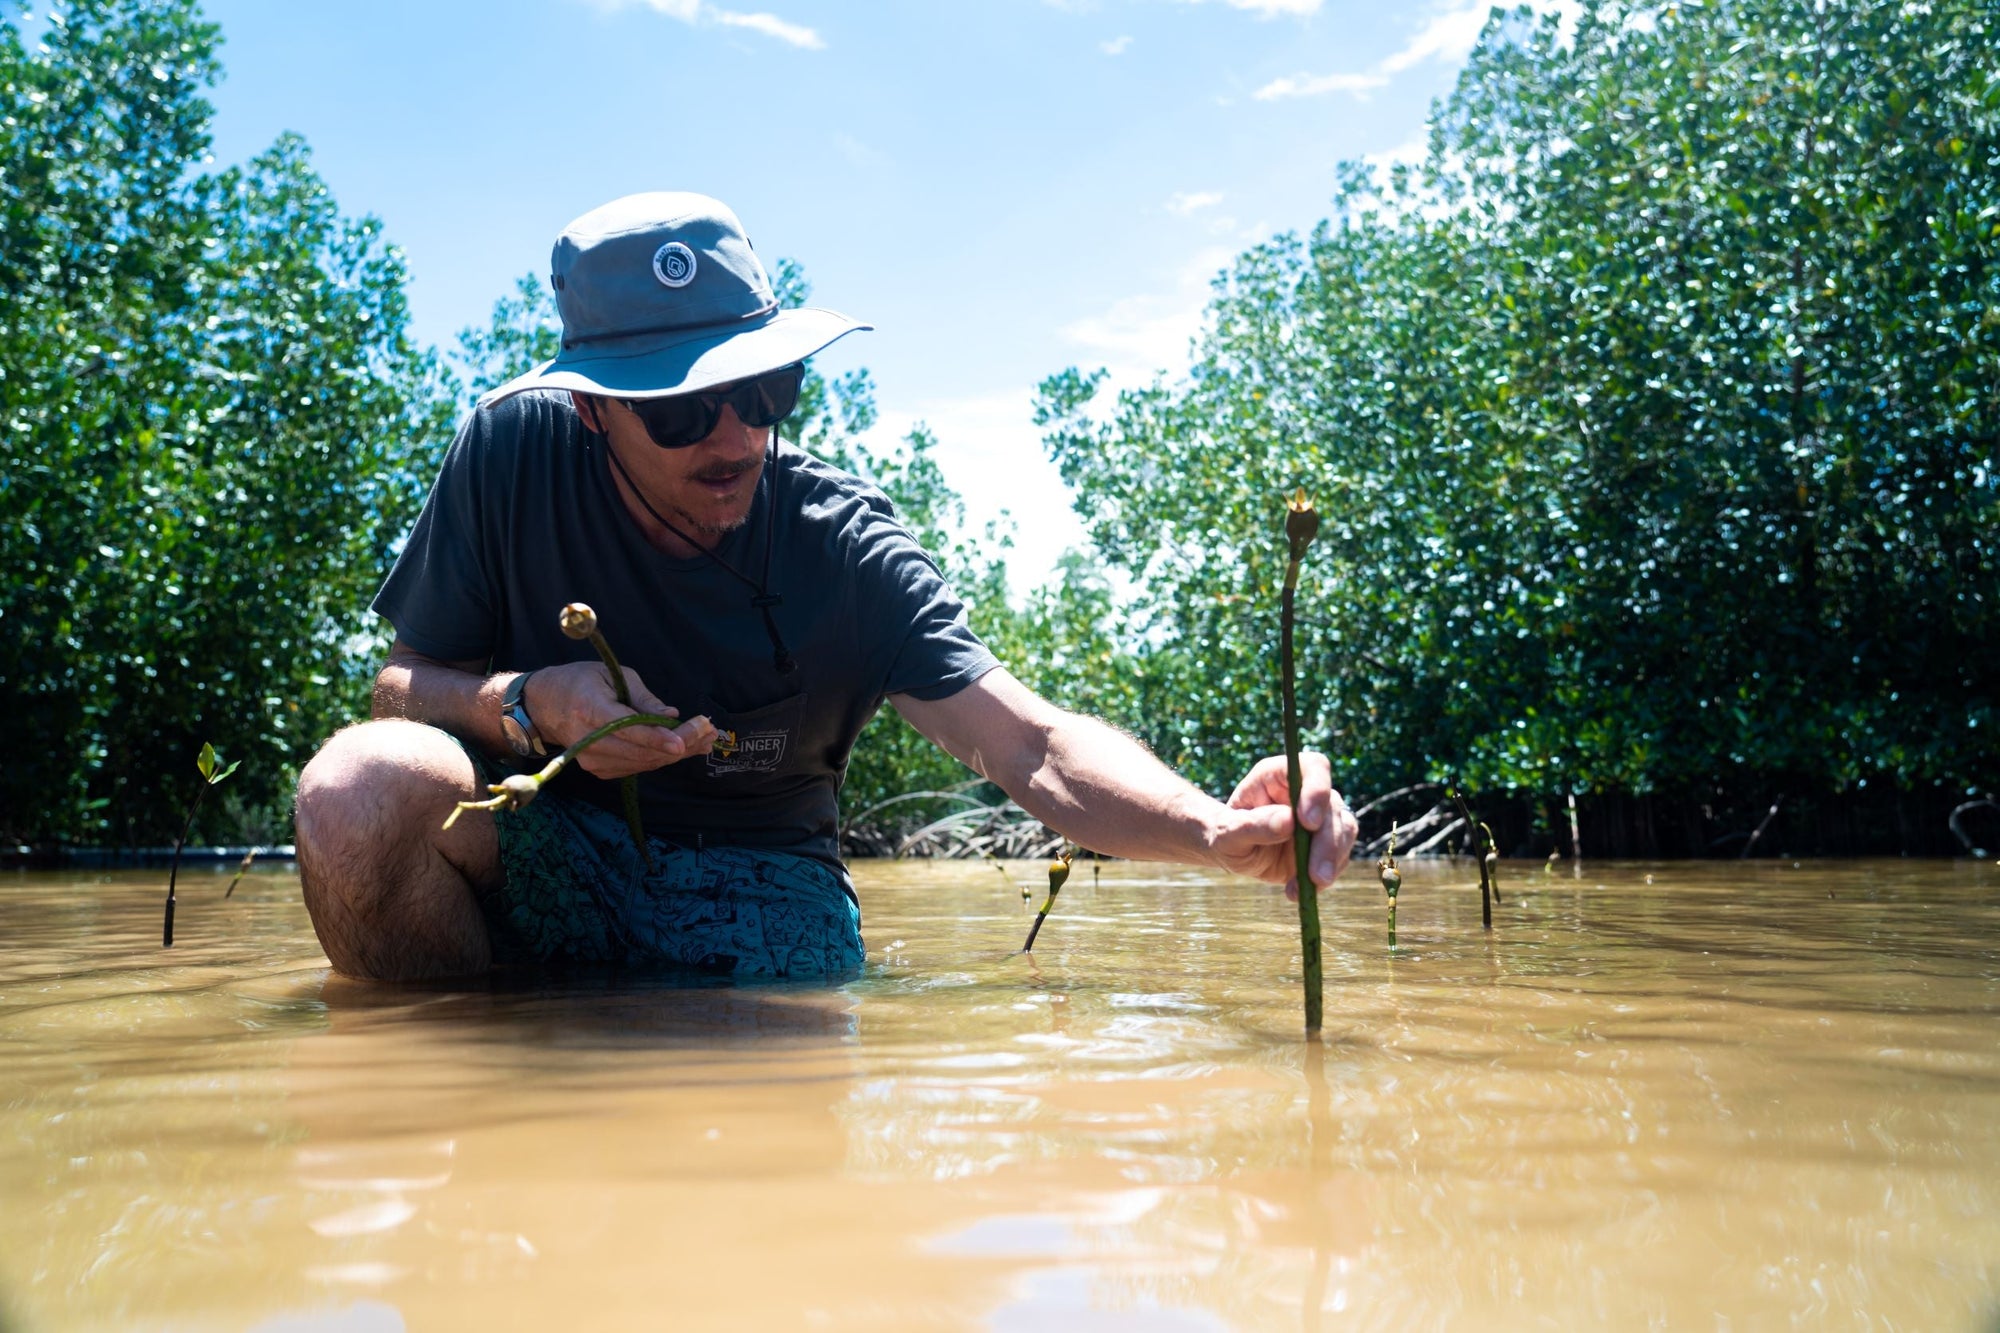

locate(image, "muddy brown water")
(2, 859), (1997, 1331)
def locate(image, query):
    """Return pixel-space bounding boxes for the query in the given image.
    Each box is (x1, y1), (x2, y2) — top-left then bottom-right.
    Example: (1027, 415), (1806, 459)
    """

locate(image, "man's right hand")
(520, 662), (715, 780)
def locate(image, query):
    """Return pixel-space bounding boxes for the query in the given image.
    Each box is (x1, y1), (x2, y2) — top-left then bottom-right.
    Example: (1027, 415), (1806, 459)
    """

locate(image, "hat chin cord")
(599, 421), (799, 677)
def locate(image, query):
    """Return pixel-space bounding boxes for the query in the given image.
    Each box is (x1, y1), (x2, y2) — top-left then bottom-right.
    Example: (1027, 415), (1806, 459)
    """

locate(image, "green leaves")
(194, 742), (240, 787)
(1, 2), (446, 847)
(1034, 0), (2000, 816)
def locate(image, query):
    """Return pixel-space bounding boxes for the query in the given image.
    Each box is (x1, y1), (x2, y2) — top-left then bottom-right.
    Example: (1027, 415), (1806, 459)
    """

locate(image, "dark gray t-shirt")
(373, 389), (999, 870)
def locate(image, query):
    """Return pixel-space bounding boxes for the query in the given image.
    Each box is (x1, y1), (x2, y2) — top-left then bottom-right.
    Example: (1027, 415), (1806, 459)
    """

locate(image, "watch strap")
(500, 670), (546, 757)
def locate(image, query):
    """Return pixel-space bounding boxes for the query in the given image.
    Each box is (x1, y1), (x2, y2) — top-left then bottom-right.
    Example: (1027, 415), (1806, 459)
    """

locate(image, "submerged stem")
(162, 743), (240, 948)
(164, 784), (207, 948)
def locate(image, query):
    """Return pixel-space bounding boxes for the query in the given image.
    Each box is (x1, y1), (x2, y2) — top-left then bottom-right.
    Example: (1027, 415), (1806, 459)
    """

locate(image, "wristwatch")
(499, 671), (547, 758)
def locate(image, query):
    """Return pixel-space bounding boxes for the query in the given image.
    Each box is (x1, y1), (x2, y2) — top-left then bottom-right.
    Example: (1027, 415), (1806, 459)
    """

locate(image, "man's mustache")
(692, 459), (760, 484)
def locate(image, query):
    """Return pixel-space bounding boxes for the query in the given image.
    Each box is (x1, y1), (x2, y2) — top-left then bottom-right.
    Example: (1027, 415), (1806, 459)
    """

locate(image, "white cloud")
(1253, 70), (1389, 100)
(1100, 34), (1134, 54)
(1067, 0), (1317, 15)
(1165, 190), (1224, 215)
(859, 391), (1091, 594)
(1253, 0), (1576, 101)
(866, 234), (1266, 594)
(1378, 0), (1493, 73)
(1058, 242), (1238, 388)
(1061, 290), (1205, 377)
(712, 9), (825, 48)
(1363, 135), (1428, 172)
(1199, 0), (1323, 15)
(582, 0), (824, 48)
(832, 133), (890, 170)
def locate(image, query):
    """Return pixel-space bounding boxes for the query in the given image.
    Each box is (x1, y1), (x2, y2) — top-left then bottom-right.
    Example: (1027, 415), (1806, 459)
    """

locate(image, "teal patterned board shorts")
(468, 756), (864, 980)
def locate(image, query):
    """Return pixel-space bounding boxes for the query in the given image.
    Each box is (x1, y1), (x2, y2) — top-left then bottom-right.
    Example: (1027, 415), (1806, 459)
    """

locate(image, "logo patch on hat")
(652, 241), (697, 288)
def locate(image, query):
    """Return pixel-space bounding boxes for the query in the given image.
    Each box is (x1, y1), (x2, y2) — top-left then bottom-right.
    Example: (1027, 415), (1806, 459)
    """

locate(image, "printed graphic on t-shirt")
(701, 691), (807, 777)
(708, 726), (790, 774)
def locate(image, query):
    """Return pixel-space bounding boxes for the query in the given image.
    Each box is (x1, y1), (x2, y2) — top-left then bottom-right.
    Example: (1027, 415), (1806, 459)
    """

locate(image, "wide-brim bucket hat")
(479, 192), (869, 407)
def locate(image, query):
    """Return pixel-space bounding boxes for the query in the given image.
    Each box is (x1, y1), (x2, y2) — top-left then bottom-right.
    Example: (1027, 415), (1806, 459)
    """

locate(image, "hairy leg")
(294, 720), (502, 981)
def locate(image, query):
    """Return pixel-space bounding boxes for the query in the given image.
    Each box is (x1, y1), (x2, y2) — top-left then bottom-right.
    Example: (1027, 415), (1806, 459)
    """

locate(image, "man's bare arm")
(371, 636), (715, 780)
(891, 668), (1356, 889)
(891, 668), (1224, 865)
(372, 638), (512, 755)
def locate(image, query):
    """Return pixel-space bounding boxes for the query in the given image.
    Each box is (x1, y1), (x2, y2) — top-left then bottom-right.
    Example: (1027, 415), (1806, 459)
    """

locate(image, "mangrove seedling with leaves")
(164, 743), (241, 948)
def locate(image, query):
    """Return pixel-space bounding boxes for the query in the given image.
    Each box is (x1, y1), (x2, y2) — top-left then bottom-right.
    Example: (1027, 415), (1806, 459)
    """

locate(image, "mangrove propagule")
(559, 602), (654, 869)
(1447, 784), (1499, 929)
(1021, 845), (1076, 952)
(1282, 488), (1323, 1036)
(222, 846), (256, 899)
(444, 711), (685, 828)
(1378, 823), (1402, 947)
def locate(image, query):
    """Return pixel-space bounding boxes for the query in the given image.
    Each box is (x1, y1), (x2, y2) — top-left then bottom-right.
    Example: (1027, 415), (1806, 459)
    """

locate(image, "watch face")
(500, 711), (533, 757)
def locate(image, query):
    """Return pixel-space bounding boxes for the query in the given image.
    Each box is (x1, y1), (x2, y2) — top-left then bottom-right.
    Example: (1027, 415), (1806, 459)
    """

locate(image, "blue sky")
(191, 0), (1534, 588)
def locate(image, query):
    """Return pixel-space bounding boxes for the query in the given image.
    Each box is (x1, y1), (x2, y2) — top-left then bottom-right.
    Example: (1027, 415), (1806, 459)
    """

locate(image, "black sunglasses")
(617, 363), (805, 449)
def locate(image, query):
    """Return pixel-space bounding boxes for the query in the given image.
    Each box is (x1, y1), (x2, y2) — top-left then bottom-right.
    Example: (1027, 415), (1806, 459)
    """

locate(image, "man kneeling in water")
(293, 191), (1358, 981)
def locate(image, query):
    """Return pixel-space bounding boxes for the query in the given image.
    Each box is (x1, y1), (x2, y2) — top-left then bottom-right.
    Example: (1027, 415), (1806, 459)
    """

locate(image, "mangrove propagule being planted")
(163, 742), (241, 948)
(1281, 488), (1324, 1036)
(1021, 845), (1076, 952)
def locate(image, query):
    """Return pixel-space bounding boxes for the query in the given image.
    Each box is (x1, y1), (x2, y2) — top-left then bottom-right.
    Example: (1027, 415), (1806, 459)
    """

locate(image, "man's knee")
(295, 721), (498, 978)
(294, 720), (496, 915)
(296, 720), (474, 847)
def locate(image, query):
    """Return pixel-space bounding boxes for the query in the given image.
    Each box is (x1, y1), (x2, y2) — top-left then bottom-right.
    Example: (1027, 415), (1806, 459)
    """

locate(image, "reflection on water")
(3, 858), (1998, 1330)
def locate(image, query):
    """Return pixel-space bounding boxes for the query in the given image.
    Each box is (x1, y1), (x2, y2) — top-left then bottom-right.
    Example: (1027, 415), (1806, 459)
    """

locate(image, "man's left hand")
(1210, 752), (1359, 896)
